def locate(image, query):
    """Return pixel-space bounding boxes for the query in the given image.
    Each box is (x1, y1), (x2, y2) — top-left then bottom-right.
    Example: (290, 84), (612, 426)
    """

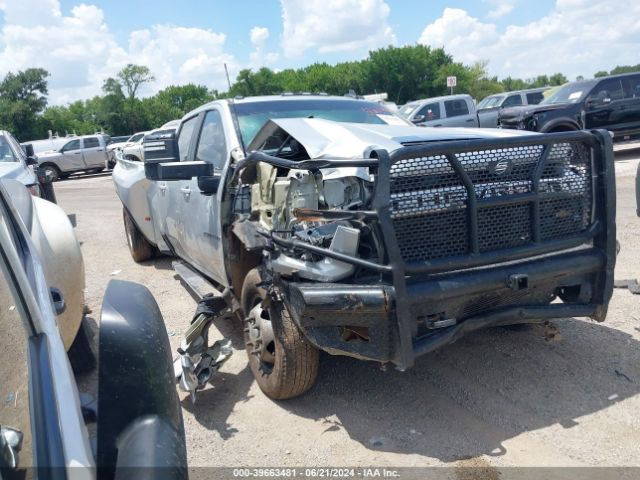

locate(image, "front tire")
(40, 164), (60, 182)
(241, 268), (319, 400)
(123, 208), (153, 262)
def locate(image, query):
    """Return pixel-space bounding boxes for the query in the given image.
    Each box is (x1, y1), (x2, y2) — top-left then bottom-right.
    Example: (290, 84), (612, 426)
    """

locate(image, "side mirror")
(412, 115), (425, 123)
(198, 174), (221, 195)
(143, 129), (180, 181)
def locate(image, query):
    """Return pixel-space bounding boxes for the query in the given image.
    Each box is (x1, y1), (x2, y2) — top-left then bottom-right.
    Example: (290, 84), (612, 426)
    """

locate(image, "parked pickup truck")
(476, 87), (549, 128)
(113, 94), (616, 400)
(499, 73), (640, 140)
(36, 134), (111, 181)
(400, 94), (478, 127)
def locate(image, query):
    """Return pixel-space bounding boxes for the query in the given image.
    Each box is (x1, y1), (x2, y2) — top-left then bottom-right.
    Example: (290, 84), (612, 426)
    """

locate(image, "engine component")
(269, 225), (360, 282)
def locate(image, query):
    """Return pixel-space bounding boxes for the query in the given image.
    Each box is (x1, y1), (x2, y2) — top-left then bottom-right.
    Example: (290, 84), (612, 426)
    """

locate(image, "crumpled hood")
(0, 162), (37, 186)
(500, 103), (570, 122)
(248, 118), (534, 160)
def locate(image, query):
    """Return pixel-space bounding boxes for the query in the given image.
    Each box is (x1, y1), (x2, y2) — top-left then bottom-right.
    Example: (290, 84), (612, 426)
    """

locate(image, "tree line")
(0, 45), (638, 142)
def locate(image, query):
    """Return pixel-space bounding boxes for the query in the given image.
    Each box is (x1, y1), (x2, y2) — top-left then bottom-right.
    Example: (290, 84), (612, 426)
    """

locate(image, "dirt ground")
(56, 150), (640, 473)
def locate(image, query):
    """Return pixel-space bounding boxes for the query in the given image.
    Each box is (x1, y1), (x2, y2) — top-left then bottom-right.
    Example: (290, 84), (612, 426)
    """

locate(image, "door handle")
(73, 152), (82, 155)
(96, 149), (103, 151)
(466, 118), (475, 122)
(180, 186), (191, 195)
(433, 124), (442, 127)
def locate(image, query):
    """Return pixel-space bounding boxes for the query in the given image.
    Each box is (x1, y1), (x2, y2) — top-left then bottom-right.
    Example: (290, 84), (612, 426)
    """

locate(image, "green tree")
(0, 68), (50, 140)
(117, 64), (155, 99)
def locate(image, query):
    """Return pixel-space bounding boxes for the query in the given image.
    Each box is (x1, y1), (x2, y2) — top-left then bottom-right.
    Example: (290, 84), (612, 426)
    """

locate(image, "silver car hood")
(248, 118), (535, 160)
(0, 162), (37, 186)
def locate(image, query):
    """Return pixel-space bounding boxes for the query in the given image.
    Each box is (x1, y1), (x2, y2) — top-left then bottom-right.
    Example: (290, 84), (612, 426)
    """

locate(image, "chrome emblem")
(491, 158), (512, 175)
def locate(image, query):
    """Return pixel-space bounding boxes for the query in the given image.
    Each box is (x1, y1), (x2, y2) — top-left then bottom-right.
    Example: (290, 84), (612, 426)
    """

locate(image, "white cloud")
(0, 0), (238, 103)
(279, 0), (396, 58)
(418, 1), (640, 80)
(487, 3), (514, 19)
(127, 25), (237, 94)
(250, 26), (270, 46)
(248, 26), (279, 69)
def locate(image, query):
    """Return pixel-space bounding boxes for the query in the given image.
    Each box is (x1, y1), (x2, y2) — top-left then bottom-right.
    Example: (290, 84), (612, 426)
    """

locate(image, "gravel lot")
(56, 149), (640, 473)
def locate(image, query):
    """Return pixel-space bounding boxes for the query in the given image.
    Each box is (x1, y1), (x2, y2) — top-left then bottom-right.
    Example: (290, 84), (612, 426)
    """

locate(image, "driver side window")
(178, 117), (198, 161)
(417, 103), (441, 121)
(62, 139), (81, 152)
(196, 110), (227, 170)
(589, 79), (624, 102)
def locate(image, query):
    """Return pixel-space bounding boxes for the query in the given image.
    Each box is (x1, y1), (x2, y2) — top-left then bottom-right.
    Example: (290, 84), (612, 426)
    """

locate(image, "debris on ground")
(615, 369), (632, 382)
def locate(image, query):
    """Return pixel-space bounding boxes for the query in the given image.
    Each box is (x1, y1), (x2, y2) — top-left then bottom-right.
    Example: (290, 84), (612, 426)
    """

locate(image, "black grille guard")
(251, 130), (616, 368)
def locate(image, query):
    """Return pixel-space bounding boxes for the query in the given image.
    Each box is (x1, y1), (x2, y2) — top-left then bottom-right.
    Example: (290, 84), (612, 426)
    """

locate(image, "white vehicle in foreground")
(0, 178), (187, 476)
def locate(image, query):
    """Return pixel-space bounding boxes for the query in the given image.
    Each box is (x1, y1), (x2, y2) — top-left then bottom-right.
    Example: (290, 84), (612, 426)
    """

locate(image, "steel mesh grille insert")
(389, 141), (593, 265)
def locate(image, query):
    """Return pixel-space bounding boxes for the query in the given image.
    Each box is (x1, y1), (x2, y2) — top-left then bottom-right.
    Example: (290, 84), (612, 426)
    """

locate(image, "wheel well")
(40, 162), (60, 171)
(546, 124), (578, 133)
(227, 234), (262, 297)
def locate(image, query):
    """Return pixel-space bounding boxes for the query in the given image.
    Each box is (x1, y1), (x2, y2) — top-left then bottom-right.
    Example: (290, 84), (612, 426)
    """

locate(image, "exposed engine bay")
(229, 120), (386, 283)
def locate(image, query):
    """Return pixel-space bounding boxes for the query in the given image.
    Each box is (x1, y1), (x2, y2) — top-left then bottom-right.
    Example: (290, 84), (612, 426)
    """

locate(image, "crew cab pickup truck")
(113, 94), (616, 400)
(476, 87), (549, 128)
(499, 73), (640, 141)
(37, 134), (111, 181)
(400, 94), (478, 127)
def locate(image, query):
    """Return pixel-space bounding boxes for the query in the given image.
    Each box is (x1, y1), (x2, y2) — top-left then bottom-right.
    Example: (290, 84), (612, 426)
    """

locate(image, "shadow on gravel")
(180, 364), (254, 440)
(280, 318), (640, 462)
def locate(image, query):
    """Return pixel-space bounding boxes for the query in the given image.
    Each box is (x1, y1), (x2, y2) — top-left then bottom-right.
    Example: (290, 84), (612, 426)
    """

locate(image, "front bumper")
(283, 247), (607, 368)
(276, 130), (616, 370)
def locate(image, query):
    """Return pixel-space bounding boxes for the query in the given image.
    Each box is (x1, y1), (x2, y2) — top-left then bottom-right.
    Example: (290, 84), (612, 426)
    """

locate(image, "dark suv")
(499, 73), (640, 141)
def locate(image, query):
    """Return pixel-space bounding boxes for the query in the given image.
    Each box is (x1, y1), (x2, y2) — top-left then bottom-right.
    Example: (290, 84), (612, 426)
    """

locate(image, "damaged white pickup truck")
(113, 94), (616, 400)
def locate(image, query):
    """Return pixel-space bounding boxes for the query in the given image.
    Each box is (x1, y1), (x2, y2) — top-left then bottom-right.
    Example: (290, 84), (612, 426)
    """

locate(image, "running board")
(172, 261), (221, 301)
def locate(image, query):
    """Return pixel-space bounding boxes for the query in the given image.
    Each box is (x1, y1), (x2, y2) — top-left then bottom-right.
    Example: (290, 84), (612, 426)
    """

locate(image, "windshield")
(234, 99), (409, 145)
(477, 95), (505, 109)
(0, 136), (17, 163)
(399, 103), (419, 117)
(541, 82), (596, 105)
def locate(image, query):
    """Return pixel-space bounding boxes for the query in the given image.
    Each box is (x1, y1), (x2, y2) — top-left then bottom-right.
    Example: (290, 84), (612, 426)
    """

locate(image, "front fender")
(540, 118), (580, 132)
(97, 280), (186, 473)
(29, 196), (85, 350)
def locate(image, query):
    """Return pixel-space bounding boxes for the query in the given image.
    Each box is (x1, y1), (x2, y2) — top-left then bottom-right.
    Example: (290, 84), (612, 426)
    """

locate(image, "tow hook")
(173, 293), (234, 403)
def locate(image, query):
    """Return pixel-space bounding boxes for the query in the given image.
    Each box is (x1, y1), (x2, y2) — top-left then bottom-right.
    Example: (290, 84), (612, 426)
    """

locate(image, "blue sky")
(55, 0), (556, 71)
(1, 0), (637, 103)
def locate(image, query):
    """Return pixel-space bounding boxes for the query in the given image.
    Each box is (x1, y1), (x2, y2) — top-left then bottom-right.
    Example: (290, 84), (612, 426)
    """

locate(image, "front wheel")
(241, 268), (319, 400)
(123, 208), (153, 262)
(40, 164), (60, 182)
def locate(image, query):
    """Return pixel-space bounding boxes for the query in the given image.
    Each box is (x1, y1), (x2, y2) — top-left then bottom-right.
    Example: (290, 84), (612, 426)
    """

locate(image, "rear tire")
(68, 318), (97, 374)
(123, 208), (153, 262)
(40, 164), (60, 182)
(241, 268), (319, 400)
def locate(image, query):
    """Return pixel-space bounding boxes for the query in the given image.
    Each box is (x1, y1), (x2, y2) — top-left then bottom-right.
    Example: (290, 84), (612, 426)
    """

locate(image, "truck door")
(441, 98), (476, 127)
(162, 116), (199, 260)
(619, 74), (640, 139)
(58, 139), (84, 171)
(81, 136), (106, 168)
(179, 108), (228, 285)
(584, 78), (625, 134)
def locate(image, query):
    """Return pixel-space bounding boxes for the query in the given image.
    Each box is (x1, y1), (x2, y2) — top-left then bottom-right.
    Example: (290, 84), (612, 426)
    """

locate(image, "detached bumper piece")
(281, 130), (616, 370)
